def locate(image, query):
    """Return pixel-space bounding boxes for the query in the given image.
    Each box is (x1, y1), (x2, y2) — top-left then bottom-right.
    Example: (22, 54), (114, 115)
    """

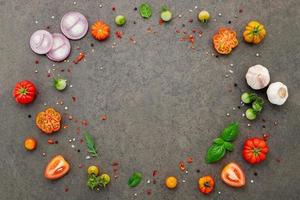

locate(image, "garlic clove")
(246, 64), (270, 90)
(267, 82), (288, 105)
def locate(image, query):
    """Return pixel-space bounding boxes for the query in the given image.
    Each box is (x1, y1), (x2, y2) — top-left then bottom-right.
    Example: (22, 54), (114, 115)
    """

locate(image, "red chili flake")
(100, 115), (107, 121)
(146, 27), (152, 32)
(112, 161), (119, 166)
(187, 157), (193, 164)
(146, 189), (152, 195)
(47, 73), (51, 78)
(152, 179), (156, 184)
(129, 36), (136, 44)
(188, 35), (195, 44)
(178, 161), (186, 171)
(64, 187), (69, 192)
(81, 120), (88, 126)
(72, 96), (77, 102)
(73, 52), (85, 64)
(188, 18), (193, 23)
(159, 19), (164, 25)
(115, 31), (123, 39)
(80, 138), (84, 143)
(239, 9), (243, 13)
(60, 69), (65, 72)
(46, 26), (50, 29)
(152, 170), (158, 177)
(192, 29), (196, 33)
(47, 139), (55, 144)
(35, 60), (39, 64)
(112, 6), (116, 11)
(263, 133), (269, 141)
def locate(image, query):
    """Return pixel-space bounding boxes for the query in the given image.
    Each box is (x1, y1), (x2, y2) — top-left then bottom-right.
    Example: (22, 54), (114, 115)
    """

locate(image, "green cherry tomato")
(115, 15), (126, 26)
(246, 108), (257, 120)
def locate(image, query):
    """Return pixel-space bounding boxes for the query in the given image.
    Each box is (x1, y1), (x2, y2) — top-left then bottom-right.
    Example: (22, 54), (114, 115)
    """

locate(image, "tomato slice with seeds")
(44, 155), (70, 180)
(221, 162), (245, 187)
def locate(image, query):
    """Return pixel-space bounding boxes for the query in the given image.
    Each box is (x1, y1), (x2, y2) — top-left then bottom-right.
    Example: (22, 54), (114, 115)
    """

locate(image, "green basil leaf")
(205, 144), (226, 163)
(220, 122), (239, 142)
(128, 172), (142, 187)
(139, 3), (152, 18)
(213, 138), (224, 145)
(224, 142), (234, 152)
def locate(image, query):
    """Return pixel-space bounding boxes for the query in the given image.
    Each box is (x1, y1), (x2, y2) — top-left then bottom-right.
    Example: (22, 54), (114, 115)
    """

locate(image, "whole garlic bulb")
(246, 64), (270, 90)
(267, 82), (288, 105)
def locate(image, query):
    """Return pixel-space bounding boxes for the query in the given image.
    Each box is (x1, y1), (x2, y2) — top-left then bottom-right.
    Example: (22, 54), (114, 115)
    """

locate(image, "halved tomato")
(44, 155), (70, 180)
(221, 162), (245, 187)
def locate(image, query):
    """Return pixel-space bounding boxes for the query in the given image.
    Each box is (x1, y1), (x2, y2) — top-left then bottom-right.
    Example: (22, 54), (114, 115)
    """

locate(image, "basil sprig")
(205, 122), (239, 163)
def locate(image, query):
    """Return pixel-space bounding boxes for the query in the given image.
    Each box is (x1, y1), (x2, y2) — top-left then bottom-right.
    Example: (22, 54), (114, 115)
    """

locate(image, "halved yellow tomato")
(221, 162), (245, 187)
(44, 155), (70, 180)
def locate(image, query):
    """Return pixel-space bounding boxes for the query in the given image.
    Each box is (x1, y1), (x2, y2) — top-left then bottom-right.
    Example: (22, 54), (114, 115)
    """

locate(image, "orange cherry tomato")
(213, 27), (238, 55)
(221, 162), (245, 187)
(44, 155), (70, 180)
(24, 137), (37, 151)
(165, 176), (177, 189)
(91, 21), (110, 41)
(198, 176), (215, 195)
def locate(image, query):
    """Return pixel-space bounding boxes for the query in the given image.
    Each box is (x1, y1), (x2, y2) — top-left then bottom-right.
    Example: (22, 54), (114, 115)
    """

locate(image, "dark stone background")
(0, 0), (299, 199)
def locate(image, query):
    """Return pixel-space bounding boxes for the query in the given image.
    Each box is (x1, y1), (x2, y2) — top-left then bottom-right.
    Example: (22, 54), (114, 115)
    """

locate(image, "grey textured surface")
(0, 0), (300, 199)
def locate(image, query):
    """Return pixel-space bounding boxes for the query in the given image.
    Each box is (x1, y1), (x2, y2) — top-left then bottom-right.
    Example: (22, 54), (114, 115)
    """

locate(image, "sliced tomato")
(221, 162), (245, 187)
(44, 155), (70, 180)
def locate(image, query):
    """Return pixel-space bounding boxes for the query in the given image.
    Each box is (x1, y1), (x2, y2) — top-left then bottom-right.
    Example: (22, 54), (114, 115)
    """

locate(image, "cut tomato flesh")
(45, 155), (70, 180)
(221, 162), (245, 187)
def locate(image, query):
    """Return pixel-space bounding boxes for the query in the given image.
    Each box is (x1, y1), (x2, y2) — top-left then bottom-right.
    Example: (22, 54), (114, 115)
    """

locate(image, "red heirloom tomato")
(13, 80), (37, 104)
(243, 137), (269, 164)
(44, 155), (70, 180)
(198, 176), (215, 195)
(221, 162), (245, 187)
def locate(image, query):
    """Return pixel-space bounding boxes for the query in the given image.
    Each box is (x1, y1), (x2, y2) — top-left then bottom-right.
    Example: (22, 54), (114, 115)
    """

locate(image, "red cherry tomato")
(243, 137), (269, 164)
(13, 80), (37, 104)
(221, 162), (245, 187)
(44, 155), (70, 180)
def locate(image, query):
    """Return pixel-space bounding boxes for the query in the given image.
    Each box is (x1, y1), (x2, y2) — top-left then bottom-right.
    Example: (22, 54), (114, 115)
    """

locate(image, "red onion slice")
(60, 11), (88, 40)
(30, 30), (53, 54)
(46, 33), (71, 62)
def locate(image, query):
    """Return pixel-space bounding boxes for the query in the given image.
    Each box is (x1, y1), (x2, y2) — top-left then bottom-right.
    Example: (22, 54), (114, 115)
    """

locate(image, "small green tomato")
(198, 10), (210, 23)
(161, 10), (172, 22)
(54, 78), (67, 91)
(115, 15), (126, 26)
(246, 108), (257, 120)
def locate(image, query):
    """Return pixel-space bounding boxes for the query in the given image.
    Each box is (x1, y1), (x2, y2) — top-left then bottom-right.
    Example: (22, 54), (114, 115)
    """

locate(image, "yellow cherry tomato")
(198, 10), (210, 23)
(243, 20), (266, 44)
(87, 165), (99, 176)
(100, 173), (111, 186)
(165, 176), (177, 189)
